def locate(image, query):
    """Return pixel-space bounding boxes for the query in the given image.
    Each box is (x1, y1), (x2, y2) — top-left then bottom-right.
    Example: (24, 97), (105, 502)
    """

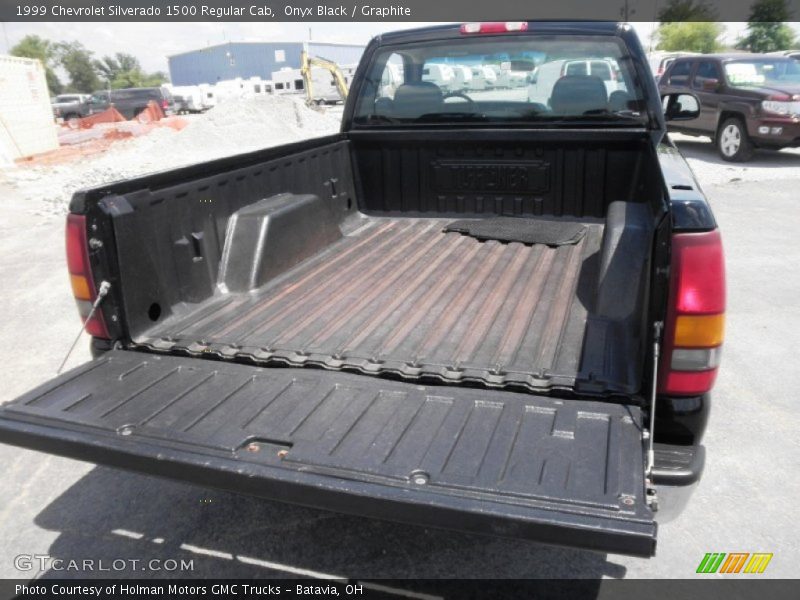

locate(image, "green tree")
(9, 34), (62, 95)
(111, 69), (167, 89)
(138, 71), (168, 87)
(657, 0), (718, 21)
(656, 22), (725, 53)
(94, 52), (139, 83)
(55, 41), (101, 93)
(94, 53), (167, 89)
(735, 0), (796, 52)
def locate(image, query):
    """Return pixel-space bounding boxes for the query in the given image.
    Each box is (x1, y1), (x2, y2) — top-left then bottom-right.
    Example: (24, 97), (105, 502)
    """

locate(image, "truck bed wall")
(93, 135), (357, 340)
(348, 130), (663, 218)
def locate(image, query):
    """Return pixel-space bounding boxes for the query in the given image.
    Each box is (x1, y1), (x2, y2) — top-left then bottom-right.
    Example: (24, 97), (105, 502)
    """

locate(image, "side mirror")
(662, 92), (700, 121)
(701, 78), (720, 92)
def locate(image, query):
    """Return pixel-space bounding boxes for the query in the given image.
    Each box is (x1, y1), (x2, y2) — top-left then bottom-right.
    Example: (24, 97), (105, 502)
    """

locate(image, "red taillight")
(66, 214), (110, 339)
(161, 99), (169, 109)
(672, 230), (725, 315)
(460, 22), (528, 34)
(658, 230), (725, 396)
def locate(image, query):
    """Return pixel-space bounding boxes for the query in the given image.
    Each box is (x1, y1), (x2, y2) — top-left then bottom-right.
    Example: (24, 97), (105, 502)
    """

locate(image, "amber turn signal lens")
(70, 274), (92, 301)
(674, 314), (725, 348)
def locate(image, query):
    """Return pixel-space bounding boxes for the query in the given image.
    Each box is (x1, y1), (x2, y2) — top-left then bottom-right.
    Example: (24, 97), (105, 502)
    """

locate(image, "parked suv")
(88, 87), (175, 120)
(659, 54), (800, 161)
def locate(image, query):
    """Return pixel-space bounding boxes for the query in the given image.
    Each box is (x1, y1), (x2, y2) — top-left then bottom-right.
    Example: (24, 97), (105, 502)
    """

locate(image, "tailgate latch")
(57, 281), (111, 374)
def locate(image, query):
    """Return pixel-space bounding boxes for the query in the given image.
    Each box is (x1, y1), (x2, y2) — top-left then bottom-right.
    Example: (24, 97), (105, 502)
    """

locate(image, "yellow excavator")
(300, 50), (350, 105)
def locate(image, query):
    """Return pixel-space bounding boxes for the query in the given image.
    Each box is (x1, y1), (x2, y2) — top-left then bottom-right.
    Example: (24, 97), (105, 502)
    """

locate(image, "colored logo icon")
(696, 553), (773, 574)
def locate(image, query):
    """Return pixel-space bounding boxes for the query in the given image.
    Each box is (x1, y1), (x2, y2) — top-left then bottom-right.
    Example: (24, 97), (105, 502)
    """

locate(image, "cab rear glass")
(352, 34), (648, 126)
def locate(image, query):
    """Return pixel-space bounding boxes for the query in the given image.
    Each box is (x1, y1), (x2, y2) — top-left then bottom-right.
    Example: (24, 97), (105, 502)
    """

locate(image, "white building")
(0, 55), (58, 165)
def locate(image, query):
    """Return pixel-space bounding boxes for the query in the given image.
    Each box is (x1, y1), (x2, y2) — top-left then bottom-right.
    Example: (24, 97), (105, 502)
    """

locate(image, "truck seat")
(550, 75), (608, 115)
(392, 82), (443, 119)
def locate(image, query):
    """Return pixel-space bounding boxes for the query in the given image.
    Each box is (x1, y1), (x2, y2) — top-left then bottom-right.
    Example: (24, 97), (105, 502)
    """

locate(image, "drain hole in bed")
(148, 303), (162, 322)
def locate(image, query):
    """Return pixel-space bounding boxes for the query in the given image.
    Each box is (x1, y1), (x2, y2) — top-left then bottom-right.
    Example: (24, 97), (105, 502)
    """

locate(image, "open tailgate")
(0, 351), (656, 556)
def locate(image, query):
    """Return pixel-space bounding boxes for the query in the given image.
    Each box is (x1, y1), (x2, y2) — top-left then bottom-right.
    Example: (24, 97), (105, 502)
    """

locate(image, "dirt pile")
(1, 95), (341, 215)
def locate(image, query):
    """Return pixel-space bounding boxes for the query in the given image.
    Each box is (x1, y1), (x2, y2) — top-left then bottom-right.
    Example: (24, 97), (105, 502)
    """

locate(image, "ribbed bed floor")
(137, 217), (603, 391)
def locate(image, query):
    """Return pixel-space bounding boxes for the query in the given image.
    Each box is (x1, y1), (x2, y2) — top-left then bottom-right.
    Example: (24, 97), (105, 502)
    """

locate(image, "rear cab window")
(353, 33), (647, 126)
(565, 61), (587, 76)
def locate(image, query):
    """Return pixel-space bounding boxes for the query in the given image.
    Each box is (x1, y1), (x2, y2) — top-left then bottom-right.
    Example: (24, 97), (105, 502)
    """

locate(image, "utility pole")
(620, 0), (636, 21)
(649, 0), (660, 53)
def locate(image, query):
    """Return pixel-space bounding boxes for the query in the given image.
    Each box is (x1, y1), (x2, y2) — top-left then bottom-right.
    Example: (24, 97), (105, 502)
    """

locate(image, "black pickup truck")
(0, 22), (725, 558)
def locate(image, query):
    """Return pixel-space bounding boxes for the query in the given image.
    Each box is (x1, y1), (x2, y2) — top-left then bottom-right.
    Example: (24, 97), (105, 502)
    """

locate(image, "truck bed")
(92, 134), (657, 396)
(138, 216), (604, 392)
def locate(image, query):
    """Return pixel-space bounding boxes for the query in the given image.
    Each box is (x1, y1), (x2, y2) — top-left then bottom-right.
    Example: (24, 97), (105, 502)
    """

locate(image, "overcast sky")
(2, 21), (799, 75)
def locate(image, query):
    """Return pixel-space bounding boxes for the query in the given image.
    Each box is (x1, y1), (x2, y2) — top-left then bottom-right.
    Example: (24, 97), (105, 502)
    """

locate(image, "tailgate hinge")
(645, 320), (663, 511)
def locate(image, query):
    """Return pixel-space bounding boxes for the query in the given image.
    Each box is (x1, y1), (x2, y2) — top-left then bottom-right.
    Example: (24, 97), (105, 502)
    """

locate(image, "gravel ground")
(0, 133), (798, 585)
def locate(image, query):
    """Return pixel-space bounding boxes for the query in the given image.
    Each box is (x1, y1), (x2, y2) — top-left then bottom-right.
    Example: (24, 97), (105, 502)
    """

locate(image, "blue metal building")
(168, 42), (364, 86)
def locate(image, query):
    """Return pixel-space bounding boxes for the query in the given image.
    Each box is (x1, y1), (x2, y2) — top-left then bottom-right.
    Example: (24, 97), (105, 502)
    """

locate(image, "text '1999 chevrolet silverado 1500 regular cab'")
(0, 22), (725, 558)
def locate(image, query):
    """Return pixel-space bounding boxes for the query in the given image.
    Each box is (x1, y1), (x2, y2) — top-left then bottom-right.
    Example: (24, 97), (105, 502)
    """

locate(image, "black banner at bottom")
(1, 579), (799, 600)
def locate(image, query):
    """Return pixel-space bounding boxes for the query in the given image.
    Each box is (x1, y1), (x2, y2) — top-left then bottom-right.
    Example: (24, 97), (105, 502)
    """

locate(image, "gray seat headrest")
(392, 82), (443, 119)
(550, 75), (608, 115)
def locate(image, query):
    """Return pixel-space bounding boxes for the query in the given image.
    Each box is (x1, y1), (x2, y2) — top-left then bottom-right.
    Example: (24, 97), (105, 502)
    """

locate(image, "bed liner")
(136, 215), (626, 393)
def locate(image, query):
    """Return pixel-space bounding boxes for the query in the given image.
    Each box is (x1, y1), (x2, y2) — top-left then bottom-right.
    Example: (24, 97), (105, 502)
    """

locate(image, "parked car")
(88, 86), (175, 119)
(51, 93), (91, 121)
(528, 58), (622, 105)
(0, 21), (722, 559)
(659, 53), (800, 161)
